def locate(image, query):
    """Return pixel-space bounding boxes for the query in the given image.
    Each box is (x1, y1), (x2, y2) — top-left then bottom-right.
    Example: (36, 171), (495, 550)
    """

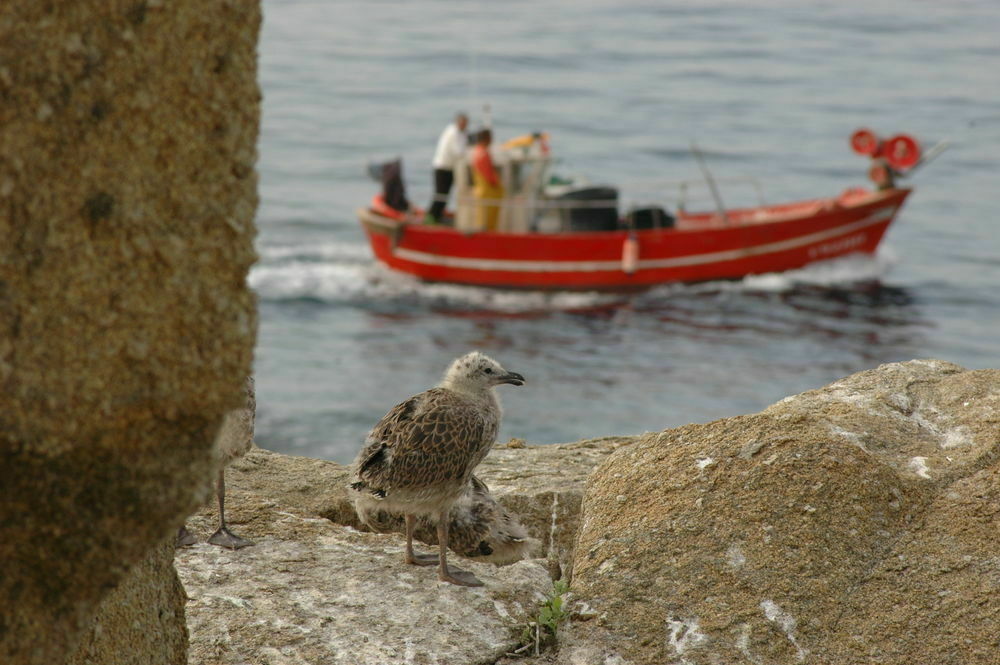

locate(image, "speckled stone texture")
(570, 360), (1000, 665)
(0, 1), (260, 663)
(177, 505), (554, 665)
(66, 539), (188, 665)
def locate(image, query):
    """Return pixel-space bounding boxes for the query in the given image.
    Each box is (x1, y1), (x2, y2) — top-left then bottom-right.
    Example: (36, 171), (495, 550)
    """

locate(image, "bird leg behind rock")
(404, 513), (438, 566)
(437, 507), (483, 587)
(207, 467), (253, 550)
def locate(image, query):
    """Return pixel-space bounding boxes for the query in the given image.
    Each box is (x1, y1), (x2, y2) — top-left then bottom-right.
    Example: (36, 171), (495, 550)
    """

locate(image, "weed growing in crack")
(510, 580), (570, 657)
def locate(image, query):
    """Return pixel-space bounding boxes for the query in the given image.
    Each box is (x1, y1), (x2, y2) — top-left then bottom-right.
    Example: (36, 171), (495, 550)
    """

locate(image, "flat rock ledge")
(177, 512), (551, 665)
(175, 436), (634, 664)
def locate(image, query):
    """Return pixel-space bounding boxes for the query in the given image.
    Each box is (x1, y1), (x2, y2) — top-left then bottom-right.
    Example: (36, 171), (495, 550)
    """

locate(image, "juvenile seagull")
(356, 474), (536, 565)
(349, 351), (524, 586)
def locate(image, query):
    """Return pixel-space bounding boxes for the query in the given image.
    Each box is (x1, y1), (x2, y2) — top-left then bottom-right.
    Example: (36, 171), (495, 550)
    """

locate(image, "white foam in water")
(250, 260), (372, 301)
(368, 266), (623, 312)
(257, 241), (371, 263)
(249, 247), (622, 311)
(741, 249), (897, 292)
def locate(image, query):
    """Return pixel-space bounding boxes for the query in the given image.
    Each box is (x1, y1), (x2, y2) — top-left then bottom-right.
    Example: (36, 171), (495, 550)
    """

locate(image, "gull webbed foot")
(208, 525), (253, 550)
(439, 566), (484, 587)
(176, 525), (198, 548)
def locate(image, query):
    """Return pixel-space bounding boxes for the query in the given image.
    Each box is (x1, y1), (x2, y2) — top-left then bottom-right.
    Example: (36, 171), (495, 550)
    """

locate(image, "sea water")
(252, 0), (1000, 461)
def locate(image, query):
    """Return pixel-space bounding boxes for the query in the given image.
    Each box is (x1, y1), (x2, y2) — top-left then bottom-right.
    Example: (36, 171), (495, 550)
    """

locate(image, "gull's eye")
(484, 367), (494, 374)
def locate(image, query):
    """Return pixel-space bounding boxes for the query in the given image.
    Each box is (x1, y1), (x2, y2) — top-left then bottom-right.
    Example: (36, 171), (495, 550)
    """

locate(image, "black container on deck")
(558, 186), (619, 231)
(627, 206), (675, 230)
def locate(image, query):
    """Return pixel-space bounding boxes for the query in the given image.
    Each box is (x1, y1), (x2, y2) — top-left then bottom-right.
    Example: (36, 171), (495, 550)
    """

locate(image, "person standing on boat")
(427, 112), (469, 224)
(471, 128), (504, 231)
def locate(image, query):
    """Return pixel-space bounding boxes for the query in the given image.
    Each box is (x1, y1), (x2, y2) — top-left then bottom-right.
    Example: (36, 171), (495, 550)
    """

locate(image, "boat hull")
(359, 188), (911, 290)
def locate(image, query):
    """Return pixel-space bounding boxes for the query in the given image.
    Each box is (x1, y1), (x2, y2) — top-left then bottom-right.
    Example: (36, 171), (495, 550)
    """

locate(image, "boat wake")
(740, 248), (898, 291)
(251, 239), (900, 313)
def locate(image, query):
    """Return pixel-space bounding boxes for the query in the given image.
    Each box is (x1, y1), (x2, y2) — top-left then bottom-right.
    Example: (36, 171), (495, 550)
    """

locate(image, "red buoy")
(882, 134), (921, 170)
(850, 128), (881, 156)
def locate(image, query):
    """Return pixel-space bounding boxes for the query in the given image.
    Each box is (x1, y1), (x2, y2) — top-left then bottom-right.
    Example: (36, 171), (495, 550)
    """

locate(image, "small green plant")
(512, 580), (570, 657)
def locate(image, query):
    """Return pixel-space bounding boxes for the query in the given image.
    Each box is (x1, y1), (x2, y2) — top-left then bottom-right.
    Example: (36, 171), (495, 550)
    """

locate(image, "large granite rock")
(0, 2), (260, 663)
(570, 360), (1000, 665)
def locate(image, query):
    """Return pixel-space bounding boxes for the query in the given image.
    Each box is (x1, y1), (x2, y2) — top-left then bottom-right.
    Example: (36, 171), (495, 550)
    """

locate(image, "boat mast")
(690, 141), (730, 224)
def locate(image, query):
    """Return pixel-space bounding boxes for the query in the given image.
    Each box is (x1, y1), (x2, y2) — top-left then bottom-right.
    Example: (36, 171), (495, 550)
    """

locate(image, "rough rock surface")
(0, 2), (260, 663)
(177, 498), (553, 665)
(570, 360), (1000, 665)
(175, 438), (632, 663)
(194, 436), (635, 578)
(66, 539), (188, 665)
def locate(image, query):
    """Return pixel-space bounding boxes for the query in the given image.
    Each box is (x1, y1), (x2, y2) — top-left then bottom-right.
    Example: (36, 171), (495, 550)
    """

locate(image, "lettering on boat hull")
(808, 232), (867, 259)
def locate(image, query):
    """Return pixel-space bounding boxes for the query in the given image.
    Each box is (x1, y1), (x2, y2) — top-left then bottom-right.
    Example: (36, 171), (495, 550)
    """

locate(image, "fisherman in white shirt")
(427, 112), (469, 223)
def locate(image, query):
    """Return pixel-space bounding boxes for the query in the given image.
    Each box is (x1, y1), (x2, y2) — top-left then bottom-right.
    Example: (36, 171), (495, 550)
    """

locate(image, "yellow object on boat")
(502, 132), (549, 150)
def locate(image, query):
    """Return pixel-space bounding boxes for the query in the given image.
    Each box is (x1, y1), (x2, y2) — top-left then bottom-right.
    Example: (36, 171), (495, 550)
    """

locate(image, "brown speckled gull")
(349, 351), (524, 586)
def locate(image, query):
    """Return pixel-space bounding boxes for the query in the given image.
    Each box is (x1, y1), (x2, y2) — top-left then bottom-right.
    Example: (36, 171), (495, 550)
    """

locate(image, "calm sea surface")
(251, 0), (1000, 462)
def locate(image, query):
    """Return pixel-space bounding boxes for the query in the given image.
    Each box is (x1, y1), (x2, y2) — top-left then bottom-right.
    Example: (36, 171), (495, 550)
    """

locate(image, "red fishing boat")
(357, 129), (924, 291)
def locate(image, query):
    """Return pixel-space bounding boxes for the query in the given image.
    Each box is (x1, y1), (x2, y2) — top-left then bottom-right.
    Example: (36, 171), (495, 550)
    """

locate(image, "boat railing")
(452, 194), (646, 234)
(626, 176), (767, 210)
(450, 177), (765, 209)
(451, 174), (764, 219)
(454, 196), (619, 209)
(426, 152), (774, 231)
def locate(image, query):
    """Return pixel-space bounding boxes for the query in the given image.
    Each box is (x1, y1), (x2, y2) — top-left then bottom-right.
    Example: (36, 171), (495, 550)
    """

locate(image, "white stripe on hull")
(389, 207), (896, 274)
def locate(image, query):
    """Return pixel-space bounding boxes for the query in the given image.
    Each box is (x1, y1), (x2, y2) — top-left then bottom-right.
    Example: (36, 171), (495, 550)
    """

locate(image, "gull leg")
(437, 507), (483, 587)
(404, 513), (438, 566)
(208, 468), (253, 549)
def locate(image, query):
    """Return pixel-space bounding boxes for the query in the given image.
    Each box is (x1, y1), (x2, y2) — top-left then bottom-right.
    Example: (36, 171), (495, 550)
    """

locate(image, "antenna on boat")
(690, 141), (730, 224)
(903, 139), (950, 175)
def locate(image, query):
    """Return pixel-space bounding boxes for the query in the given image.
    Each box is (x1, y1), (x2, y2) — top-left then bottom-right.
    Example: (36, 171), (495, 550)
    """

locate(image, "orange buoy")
(621, 232), (639, 274)
(850, 128), (881, 156)
(882, 134), (921, 171)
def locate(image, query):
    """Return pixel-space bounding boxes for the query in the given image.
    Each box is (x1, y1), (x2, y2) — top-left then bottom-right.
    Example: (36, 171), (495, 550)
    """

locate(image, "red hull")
(359, 187), (911, 291)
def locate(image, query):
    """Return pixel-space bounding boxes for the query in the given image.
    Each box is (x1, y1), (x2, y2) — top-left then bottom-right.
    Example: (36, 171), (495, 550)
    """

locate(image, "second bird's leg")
(437, 507), (483, 587)
(208, 468), (253, 550)
(404, 513), (438, 566)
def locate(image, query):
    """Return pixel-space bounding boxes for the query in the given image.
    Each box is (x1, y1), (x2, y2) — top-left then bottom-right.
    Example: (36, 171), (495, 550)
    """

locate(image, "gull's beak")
(500, 371), (525, 386)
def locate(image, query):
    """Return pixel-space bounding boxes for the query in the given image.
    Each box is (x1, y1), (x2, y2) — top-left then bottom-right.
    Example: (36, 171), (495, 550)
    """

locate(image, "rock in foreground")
(177, 506), (551, 664)
(570, 360), (1000, 665)
(0, 2), (259, 662)
(177, 360), (998, 665)
(175, 437), (633, 663)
